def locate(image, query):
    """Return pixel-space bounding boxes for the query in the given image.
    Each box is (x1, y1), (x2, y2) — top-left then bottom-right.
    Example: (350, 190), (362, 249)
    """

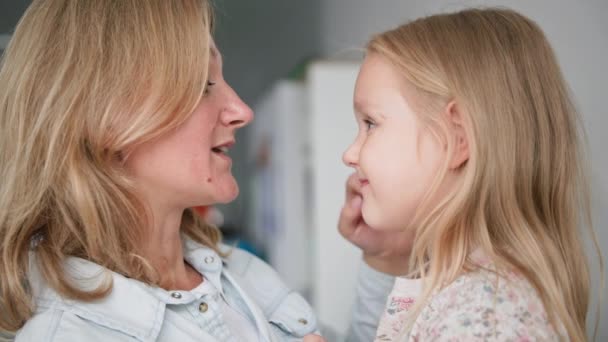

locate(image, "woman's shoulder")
(411, 267), (561, 340)
(24, 253), (168, 342)
(221, 245), (319, 337)
(16, 307), (136, 342)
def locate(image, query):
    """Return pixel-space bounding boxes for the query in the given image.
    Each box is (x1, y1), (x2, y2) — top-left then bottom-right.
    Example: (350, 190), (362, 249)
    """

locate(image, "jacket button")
(298, 318), (308, 325)
(204, 256), (215, 264)
(171, 292), (182, 299)
(199, 302), (209, 313)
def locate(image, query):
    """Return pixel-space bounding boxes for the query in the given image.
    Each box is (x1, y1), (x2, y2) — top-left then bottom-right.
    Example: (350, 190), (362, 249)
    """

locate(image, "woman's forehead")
(209, 39), (222, 67)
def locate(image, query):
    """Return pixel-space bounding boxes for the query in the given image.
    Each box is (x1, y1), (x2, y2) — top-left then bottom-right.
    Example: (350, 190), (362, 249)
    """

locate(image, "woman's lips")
(212, 151), (232, 162)
(211, 140), (235, 163)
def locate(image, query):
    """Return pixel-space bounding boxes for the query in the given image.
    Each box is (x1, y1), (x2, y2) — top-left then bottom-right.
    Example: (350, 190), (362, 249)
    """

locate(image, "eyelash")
(204, 81), (216, 95)
(363, 118), (377, 131)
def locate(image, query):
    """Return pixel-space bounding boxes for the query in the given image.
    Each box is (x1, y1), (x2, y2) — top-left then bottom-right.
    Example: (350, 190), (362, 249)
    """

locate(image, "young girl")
(342, 8), (601, 341)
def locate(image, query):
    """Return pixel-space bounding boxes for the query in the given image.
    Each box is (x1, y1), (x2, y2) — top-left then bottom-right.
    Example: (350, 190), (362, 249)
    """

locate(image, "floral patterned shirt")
(375, 255), (563, 341)
(375, 276), (421, 341)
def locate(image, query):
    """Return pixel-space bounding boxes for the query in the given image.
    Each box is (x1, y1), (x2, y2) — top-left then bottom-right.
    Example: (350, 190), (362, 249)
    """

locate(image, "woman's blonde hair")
(0, 0), (222, 331)
(368, 8), (602, 341)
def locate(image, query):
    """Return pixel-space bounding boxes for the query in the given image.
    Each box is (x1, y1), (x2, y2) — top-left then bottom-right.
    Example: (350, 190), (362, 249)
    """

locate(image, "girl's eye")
(363, 119), (377, 132)
(204, 81), (216, 95)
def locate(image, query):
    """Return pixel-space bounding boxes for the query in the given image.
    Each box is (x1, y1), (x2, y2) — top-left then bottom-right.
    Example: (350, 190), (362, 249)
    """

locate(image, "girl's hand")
(303, 334), (326, 342)
(338, 173), (414, 276)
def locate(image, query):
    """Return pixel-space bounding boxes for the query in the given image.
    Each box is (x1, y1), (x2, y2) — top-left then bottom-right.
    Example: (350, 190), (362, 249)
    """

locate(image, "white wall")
(308, 61), (363, 335)
(212, 0), (323, 229)
(0, 34), (10, 50)
(249, 81), (312, 295)
(320, 0), (608, 339)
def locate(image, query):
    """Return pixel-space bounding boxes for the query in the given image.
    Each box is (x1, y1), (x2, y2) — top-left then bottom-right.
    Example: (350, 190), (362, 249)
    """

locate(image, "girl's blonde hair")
(0, 0), (222, 331)
(368, 8), (602, 341)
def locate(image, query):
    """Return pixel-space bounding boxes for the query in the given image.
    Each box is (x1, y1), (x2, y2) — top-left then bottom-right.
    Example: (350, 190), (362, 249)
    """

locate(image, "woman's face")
(125, 42), (253, 210)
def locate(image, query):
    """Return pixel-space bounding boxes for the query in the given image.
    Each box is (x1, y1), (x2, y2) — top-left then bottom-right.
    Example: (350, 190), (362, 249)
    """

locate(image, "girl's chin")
(363, 211), (400, 232)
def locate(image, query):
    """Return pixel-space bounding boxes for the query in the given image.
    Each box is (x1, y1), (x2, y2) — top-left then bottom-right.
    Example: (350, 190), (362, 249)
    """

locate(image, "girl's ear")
(444, 100), (469, 169)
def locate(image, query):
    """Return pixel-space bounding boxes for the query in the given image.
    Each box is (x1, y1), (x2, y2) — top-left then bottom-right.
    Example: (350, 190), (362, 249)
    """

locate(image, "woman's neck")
(142, 207), (203, 291)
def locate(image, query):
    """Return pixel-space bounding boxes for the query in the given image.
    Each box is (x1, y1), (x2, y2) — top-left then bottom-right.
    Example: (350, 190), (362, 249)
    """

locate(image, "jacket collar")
(28, 237), (225, 342)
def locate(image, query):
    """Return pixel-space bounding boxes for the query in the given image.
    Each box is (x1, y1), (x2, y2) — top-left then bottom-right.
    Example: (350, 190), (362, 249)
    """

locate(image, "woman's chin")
(215, 183), (239, 204)
(198, 176), (239, 204)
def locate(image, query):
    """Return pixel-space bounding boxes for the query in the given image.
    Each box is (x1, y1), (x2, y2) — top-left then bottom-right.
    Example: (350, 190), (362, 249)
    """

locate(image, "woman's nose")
(221, 85), (254, 129)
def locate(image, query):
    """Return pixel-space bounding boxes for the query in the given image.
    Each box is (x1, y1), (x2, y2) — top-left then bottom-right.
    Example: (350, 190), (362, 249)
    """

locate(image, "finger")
(303, 334), (326, 342)
(341, 174), (363, 218)
(338, 210), (356, 237)
(349, 194), (362, 210)
(339, 195), (362, 225)
(338, 205), (357, 237)
(345, 173), (362, 199)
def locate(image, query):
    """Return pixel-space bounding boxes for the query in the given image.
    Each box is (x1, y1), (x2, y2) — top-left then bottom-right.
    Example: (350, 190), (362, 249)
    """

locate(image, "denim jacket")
(13, 238), (393, 341)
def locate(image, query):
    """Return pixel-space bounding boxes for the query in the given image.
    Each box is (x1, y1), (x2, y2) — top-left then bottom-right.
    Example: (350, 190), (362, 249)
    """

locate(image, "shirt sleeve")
(344, 259), (395, 342)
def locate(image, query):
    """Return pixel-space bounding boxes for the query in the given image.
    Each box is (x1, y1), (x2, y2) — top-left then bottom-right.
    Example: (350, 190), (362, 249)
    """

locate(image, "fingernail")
(351, 195), (362, 209)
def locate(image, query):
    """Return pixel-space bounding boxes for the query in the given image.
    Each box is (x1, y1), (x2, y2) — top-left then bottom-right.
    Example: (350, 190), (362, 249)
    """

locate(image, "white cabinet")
(249, 60), (363, 335)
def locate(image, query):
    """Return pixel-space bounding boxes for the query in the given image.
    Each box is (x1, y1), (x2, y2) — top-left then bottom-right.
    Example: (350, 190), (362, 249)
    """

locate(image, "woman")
(0, 1), (409, 341)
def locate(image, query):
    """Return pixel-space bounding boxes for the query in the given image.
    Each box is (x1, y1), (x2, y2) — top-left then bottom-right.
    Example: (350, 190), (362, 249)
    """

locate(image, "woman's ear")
(444, 100), (469, 169)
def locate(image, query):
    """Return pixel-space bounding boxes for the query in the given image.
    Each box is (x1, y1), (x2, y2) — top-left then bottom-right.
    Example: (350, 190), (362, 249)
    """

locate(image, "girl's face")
(343, 54), (446, 232)
(125, 42), (253, 210)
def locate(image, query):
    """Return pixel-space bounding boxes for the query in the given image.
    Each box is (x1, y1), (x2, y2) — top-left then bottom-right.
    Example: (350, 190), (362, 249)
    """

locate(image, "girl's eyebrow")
(354, 100), (387, 120)
(353, 99), (368, 116)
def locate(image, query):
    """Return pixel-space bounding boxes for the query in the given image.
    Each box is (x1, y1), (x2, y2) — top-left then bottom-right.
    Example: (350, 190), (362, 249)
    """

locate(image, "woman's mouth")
(211, 146), (229, 154)
(211, 141), (234, 162)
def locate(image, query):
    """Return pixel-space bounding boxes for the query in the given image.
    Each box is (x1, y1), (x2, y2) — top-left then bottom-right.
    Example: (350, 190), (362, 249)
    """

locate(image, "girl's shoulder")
(410, 266), (562, 340)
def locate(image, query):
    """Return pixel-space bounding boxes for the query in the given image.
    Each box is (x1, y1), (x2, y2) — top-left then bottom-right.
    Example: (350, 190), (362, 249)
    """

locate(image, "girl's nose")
(342, 140), (360, 168)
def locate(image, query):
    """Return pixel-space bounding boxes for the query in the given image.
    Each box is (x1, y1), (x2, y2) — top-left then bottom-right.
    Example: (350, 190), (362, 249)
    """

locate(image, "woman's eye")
(363, 119), (376, 131)
(204, 81), (216, 95)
